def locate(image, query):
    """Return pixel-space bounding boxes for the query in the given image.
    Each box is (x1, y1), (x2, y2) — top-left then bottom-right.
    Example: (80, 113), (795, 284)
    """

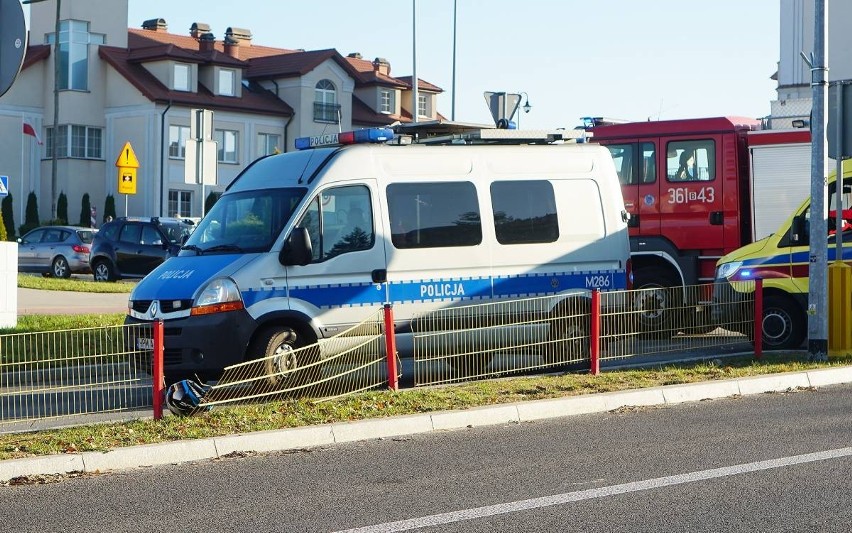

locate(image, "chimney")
(190, 22), (211, 40)
(141, 18), (168, 32)
(372, 57), (390, 76)
(224, 36), (240, 59)
(199, 32), (216, 53)
(347, 52), (362, 60)
(225, 27), (252, 47)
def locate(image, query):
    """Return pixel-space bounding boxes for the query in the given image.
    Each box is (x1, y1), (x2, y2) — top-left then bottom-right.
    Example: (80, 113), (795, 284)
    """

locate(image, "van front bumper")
(125, 309), (256, 382)
(711, 278), (753, 336)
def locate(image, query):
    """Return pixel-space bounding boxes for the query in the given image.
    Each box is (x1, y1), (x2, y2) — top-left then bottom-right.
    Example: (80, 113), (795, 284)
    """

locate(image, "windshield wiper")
(180, 244), (204, 255)
(203, 244), (244, 254)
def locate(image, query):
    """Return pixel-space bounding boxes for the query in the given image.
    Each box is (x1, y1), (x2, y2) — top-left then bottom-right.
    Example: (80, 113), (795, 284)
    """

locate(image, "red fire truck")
(587, 116), (811, 331)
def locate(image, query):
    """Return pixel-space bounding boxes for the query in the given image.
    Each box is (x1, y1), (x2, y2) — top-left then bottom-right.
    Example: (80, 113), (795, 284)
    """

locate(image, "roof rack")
(412, 128), (590, 146)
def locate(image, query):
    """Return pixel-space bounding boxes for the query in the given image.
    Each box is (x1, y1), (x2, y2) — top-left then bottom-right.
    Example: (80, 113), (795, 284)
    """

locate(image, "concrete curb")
(2, 369), (850, 482)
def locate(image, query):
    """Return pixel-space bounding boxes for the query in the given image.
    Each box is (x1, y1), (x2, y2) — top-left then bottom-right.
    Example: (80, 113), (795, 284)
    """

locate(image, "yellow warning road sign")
(115, 141), (140, 169)
(118, 167), (137, 195)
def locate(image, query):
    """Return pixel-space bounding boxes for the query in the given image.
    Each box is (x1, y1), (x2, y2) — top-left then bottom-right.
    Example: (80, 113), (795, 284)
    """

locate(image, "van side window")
(298, 185), (374, 262)
(491, 180), (558, 244)
(667, 140), (715, 181)
(387, 182), (481, 249)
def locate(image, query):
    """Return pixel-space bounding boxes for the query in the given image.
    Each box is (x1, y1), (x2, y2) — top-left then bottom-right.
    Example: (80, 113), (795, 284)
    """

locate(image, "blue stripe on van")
(242, 269), (625, 310)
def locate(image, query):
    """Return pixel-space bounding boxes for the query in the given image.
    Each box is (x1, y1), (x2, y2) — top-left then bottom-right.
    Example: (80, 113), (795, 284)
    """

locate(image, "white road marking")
(336, 446), (852, 532)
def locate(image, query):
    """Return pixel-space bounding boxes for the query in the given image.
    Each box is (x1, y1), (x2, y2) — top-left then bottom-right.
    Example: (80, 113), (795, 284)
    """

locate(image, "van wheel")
(632, 267), (681, 337)
(760, 295), (806, 350)
(544, 306), (590, 367)
(52, 256), (71, 278)
(92, 259), (116, 282)
(249, 326), (319, 390)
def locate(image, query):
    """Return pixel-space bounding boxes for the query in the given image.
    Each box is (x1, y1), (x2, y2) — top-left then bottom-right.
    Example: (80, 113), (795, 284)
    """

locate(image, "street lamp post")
(23, 0), (60, 220)
(518, 92), (532, 128)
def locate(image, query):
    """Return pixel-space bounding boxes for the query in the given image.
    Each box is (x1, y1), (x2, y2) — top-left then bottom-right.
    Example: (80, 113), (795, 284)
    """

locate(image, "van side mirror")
(279, 227), (313, 266)
(790, 214), (808, 245)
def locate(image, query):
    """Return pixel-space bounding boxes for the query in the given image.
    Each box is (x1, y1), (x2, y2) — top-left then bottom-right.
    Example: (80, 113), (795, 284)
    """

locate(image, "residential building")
(0, 0), (442, 223)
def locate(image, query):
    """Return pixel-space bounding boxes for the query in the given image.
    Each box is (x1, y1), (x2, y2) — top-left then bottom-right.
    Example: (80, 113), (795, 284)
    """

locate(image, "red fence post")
(590, 289), (601, 375)
(152, 319), (164, 420)
(754, 279), (763, 359)
(384, 304), (398, 391)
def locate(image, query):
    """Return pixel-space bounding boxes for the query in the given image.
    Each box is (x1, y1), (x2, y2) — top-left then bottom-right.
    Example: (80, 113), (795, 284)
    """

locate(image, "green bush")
(79, 192), (92, 227)
(19, 191), (40, 237)
(57, 191), (68, 224)
(1, 194), (14, 240)
(104, 193), (117, 222)
(204, 191), (221, 215)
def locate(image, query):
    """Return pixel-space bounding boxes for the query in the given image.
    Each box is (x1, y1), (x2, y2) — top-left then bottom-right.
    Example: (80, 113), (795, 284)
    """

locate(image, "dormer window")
(380, 89), (394, 114)
(418, 94), (428, 118)
(174, 63), (190, 92)
(314, 79), (340, 123)
(218, 68), (235, 97)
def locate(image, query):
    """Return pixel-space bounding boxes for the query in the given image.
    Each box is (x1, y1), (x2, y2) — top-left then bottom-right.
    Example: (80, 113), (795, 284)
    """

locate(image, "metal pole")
(836, 83), (844, 253)
(808, 0), (829, 361)
(50, 0), (60, 220)
(451, 0), (457, 121)
(412, 0), (418, 124)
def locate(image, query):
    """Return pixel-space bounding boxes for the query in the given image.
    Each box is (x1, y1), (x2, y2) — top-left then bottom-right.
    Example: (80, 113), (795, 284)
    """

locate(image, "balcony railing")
(314, 102), (341, 123)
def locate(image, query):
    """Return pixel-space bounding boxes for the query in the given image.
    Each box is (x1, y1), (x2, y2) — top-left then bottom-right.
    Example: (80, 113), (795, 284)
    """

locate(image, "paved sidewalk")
(17, 287), (129, 315)
(3, 366), (852, 483)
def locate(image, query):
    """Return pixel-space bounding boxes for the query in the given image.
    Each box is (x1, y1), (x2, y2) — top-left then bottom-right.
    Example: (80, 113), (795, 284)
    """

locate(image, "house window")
(417, 94), (428, 117)
(380, 89), (393, 114)
(47, 125), (102, 159)
(47, 20), (104, 91)
(257, 133), (281, 157)
(174, 63), (190, 91)
(314, 79), (340, 123)
(169, 125), (190, 159)
(218, 69), (235, 96)
(168, 190), (192, 218)
(214, 129), (239, 163)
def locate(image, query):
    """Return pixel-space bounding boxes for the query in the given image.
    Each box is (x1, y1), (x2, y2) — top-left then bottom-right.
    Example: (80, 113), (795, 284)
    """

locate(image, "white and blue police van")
(127, 127), (631, 382)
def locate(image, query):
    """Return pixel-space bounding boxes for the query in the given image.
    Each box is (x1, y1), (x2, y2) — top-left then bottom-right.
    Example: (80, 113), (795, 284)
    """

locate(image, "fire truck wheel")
(632, 266), (680, 337)
(760, 295), (806, 350)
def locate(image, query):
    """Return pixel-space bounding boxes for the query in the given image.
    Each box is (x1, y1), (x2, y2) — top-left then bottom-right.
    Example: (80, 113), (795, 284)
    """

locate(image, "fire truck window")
(605, 144), (634, 185)
(640, 142), (656, 183)
(666, 140), (715, 182)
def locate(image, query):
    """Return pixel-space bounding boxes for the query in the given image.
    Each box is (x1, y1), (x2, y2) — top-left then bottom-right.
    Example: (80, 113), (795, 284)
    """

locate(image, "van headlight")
(191, 278), (245, 316)
(715, 261), (743, 280)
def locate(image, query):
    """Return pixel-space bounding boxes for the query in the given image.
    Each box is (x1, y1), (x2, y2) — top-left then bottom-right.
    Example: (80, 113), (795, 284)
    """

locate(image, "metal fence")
(0, 283), (759, 426)
(0, 324), (153, 426)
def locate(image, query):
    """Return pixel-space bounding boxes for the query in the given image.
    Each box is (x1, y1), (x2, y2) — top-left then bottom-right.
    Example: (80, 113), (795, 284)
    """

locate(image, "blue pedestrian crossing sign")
(0, 175), (8, 197)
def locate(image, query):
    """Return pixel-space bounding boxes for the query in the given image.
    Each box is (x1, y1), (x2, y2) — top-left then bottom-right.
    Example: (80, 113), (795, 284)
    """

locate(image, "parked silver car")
(17, 226), (97, 278)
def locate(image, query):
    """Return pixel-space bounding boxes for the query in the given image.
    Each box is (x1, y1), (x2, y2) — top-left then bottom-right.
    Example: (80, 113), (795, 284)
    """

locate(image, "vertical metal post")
(384, 304), (398, 391)
(411, 0), (418, 124)
(50, 0), (61, 220)
(590, 290), (601, 375)
(152, 319), (164, 420)
(808, 0), (829, 361)
(754, 279), (763, 359)
(451, 0), (457, 121)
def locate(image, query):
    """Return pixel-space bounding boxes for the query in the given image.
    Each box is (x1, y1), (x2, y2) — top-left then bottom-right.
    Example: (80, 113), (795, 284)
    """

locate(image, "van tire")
(760, 295), (806, 350)
(544, 304), (590, 367)
(632, 266), (681, 337)
(249, 325), (319, 390)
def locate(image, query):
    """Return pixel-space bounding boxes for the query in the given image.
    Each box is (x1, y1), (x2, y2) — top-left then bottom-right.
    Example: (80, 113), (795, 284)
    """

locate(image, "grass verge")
(17, 274), (134, 293)
(1, 351), (849, 461)
(0, 314), (125, 334)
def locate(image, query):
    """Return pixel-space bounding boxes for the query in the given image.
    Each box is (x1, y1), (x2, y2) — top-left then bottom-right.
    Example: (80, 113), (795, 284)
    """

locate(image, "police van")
(127, 127), (631, 381)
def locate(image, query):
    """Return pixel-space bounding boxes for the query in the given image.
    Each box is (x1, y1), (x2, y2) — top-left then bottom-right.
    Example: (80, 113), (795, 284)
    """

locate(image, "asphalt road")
(2, 382), (851, 532)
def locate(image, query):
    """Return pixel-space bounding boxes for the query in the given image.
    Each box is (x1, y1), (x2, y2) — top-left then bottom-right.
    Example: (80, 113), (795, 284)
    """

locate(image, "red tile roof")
(395, 76), (443, 92)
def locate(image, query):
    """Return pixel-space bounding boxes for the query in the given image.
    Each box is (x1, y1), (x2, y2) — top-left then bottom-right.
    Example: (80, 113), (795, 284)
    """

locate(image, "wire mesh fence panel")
(200, 309), (390, 408)
(413, 294), (592, 387)
(0, 324), (153, 427)
(600, 282), (756, 361)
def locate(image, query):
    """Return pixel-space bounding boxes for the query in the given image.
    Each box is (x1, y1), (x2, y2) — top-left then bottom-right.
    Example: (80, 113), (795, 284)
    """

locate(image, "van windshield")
(182, 188), (307, 255)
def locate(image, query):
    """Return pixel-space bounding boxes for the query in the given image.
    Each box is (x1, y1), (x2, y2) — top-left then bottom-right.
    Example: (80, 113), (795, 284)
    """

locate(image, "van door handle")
(372, 269), (387, 284)
(709, 211), (724, 225)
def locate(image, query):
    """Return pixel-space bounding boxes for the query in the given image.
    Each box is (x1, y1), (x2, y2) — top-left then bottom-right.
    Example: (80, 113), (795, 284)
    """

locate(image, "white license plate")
(137, 337), (154, 350)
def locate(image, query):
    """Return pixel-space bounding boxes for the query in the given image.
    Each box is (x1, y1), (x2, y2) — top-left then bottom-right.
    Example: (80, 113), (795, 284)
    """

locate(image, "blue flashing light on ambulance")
(126, 127), (631, 383)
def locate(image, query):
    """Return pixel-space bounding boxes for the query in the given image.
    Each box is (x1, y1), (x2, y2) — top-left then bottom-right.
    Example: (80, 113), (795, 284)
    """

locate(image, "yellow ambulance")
(713, 168), (852, 349)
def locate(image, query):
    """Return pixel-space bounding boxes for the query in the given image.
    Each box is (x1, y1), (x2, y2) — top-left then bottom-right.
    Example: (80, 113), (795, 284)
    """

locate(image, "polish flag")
(23, 122), (43, 145)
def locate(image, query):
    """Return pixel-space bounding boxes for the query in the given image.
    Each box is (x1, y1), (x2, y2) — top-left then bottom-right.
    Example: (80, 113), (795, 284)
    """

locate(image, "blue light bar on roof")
(294, 128), (395, 150)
